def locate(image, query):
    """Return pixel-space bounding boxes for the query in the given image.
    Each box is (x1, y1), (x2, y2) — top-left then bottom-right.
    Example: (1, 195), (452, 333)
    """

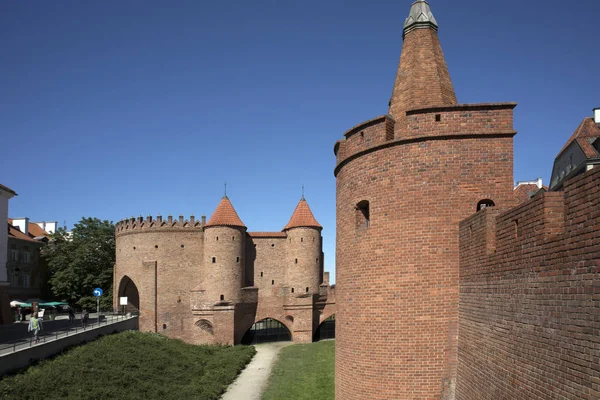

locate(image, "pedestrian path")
(220, 341), (291, 400)
(0, 314), (129, 356)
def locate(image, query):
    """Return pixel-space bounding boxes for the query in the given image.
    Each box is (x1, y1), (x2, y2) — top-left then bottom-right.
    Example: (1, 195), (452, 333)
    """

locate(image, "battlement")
(460, 166), (600, 276)
(334, 103), (516, 176)
(115, 214), (205, 237)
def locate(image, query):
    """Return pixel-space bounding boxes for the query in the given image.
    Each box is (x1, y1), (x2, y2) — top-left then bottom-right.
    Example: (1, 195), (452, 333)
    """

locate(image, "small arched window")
(356, 200), (370, 230)
(477, 199), (495, 211)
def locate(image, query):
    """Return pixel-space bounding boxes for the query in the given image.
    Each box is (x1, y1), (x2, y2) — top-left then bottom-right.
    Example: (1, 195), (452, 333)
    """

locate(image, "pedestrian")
(68, 307), (75, 324)
(20, 307), (26, 322)
(82, 309), (89, 328)
(28, 313), (43, 344)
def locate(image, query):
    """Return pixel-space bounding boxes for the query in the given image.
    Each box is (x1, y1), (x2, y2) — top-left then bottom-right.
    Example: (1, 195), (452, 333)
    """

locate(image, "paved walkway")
(221, 341), (291, 400)
(0, 314), (128, 356)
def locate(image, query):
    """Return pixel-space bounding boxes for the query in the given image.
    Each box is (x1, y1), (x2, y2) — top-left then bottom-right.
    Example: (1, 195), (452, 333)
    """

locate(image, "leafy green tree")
(43, 217), (115, 310)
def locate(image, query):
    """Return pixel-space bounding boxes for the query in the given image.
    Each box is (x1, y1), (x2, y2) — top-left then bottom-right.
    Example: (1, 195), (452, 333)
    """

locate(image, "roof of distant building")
(558, 117), (600, 159)
(0, 184), (17, 196)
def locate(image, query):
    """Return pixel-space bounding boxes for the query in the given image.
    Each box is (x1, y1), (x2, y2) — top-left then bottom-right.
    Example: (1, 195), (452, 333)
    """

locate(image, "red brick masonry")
(458, 167), (600, 400)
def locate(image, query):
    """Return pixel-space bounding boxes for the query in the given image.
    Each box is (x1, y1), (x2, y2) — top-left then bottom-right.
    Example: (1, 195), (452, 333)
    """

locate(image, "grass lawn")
(262, 340), (334, 400)
(0, 331), (255, 400)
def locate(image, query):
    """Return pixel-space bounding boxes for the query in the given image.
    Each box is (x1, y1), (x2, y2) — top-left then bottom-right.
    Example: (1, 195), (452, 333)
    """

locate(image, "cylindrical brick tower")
(283, 198), (323, 295)
(334, 1), (517, 399)
(203, 196), (246, 303)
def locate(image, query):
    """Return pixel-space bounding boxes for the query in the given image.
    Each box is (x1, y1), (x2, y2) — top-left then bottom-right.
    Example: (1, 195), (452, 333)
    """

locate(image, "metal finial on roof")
(224, 181), (227, 199)
(403, 0), (438, 38)
(301, 185), (305, 200)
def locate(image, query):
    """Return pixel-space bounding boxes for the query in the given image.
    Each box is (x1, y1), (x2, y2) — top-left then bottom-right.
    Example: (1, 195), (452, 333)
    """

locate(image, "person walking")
(81, 309), (89, 329)
(28, 313), (43, 344)
(68, 307), (75, 324)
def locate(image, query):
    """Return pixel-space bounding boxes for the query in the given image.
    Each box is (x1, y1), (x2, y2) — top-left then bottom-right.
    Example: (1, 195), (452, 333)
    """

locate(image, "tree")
(43, 217), (115, 310)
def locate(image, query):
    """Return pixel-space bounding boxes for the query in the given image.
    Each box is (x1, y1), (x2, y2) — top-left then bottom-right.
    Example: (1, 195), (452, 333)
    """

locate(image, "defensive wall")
(113, 198), (334, 346)
(458, 167), (600, 399)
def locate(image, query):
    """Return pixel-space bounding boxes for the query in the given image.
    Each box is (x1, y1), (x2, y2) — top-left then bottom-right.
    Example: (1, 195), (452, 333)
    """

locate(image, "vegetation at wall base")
(0, 331), (255, 400)
(262, 340), (334, 400)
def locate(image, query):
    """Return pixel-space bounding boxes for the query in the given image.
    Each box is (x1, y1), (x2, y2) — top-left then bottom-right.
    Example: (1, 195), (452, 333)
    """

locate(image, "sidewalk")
(0, 314), (125, 356)
(220, 341), (291, 400)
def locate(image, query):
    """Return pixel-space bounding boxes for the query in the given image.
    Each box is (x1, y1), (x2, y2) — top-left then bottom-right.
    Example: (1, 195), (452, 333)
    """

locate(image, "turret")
(203, 196), (246, 303)
(283, 198), (322, 295)
(389, 0), (457, 136)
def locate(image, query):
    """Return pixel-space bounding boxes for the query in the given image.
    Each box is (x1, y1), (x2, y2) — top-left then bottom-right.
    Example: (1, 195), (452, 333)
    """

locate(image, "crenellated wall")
(457, 167), (600, 400)
(114, 214), (204, 342)
(114, 212), (334, 345)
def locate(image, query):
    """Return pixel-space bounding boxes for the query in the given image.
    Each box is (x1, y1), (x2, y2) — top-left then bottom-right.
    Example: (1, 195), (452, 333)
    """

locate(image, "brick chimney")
(12, 217), (29, 235)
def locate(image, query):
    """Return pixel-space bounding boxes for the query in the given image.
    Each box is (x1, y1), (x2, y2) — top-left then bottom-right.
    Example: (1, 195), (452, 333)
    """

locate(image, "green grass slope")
(262, 340), (334, 400)
(0, 331), (255, 400)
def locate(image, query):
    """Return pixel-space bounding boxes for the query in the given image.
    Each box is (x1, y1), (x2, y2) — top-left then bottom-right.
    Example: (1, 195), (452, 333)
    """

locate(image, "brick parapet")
(334, 103), (516, 177)
(457, 167), (600, 399)
(115, 214), (204, 237)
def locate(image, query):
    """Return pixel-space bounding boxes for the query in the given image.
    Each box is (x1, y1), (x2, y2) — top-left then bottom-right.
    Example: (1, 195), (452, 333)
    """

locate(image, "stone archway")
(117, 275), (140, 313)
(240, 318), (291, 345)
(313, 314), (335, 341)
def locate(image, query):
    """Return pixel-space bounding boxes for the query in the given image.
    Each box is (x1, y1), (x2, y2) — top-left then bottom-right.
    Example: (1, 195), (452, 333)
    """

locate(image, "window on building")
(477, 199), (495, 211)
(212, 257), (216, 263)
(22, 252), (31, 264)
(23, 275), (30, 288)
(10, 250), (18, 262)
(356, 200), (370, 230)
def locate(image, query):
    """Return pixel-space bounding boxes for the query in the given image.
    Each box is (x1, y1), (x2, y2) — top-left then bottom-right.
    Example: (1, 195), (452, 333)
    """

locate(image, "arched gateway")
(313, 314), (335, 341)
(117, 275), (140, 313)
(241, 318), (291, 345)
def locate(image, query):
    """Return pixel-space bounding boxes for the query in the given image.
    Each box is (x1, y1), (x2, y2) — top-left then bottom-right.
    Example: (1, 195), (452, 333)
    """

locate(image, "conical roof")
(283, 198), (322, 231)
(205, 196), (246, 228)
(403, 0), (438, 37)
(388, 0), (457, 133)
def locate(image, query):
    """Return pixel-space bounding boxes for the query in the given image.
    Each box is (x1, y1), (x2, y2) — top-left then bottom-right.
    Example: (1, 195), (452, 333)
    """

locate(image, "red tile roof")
(513, 184), (542, 204)
(7, 223), (38, 243)
(283, 199), (322, 231)
(248, 232), (287, 238)
(558, 117), (600, 159)
(205, 196), (246, 228)
(28, 223), (49, 238)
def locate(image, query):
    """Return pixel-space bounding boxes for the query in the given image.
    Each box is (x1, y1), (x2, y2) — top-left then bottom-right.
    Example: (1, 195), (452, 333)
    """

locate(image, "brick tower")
(283, 197), (323, 296)
(203, 196), (247, 304)
(334, 1), (517, 399)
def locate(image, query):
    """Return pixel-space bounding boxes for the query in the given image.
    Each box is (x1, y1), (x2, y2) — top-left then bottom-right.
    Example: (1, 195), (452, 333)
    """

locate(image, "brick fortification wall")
(458, 167), (600, 399)
(114, 199), (333, 345)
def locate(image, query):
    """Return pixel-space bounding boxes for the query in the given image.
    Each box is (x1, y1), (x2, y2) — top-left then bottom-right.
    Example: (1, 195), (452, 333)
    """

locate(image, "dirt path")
(221, 341), (291, 400)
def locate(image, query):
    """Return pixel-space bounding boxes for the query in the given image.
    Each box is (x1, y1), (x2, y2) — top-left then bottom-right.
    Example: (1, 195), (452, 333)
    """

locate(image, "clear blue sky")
(2, 0), (598, 283)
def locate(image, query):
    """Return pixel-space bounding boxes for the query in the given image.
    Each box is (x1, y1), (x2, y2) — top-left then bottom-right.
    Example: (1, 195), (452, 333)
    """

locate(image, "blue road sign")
(93, 288), (103, 297)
